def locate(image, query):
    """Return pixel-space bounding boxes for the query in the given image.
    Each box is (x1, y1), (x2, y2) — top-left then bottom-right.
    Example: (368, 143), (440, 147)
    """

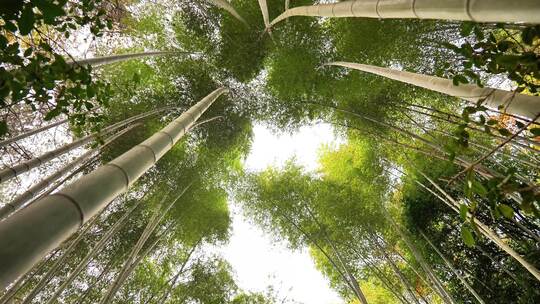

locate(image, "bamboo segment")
(0, 119), (68, 149)
(420, 231), (486, 304)
(269, 0), (540, 26)
(0, 125), (139, 221)
(257, 0), (271, 29)
(41, 198), (143, 304)
(207, 0), (248, 25)
(0, 88), (227, 289)
(328, 62), (540, 122)
(67, 51), (172, 67)
(0, 108), (169, 184)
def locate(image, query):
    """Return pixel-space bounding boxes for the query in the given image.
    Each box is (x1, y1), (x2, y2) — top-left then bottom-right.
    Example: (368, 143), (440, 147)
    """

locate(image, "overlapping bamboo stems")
(419, 231), (486, 304)
(0, 248), (61, 304)
(398, 104), (539, 154)
(98, 187), (192, 303)
(0, 88), (227, 288)
(398, 116), (539, 170)
(314, 103), (497, 178)
(340, 236), (433, 304)
(0, 118), (68, 149)
(72, 256), (117, 304)
(398, 108), (540, 172)
(274, 206), (368, 304)
(370, 236), (421, 304)
(388, 219), (456, 304)
(414, 168), (540, 281)
(98, 227), (168, 304)
(303, 206), (368, 304)
(20, 206), (109, 304)
(327, 62), (540, 122)
(0, 124), (140, 220)
(269, 1), (540, 30)
(38, 196), (146, 304)
(353, 249), (411, 304)
(155, 238), (201, 303)
(0, 107), (171, 184)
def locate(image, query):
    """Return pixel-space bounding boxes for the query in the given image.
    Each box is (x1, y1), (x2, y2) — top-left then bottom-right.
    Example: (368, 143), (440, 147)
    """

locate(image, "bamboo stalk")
(328, 62), (540, 122)
(67, 51), (173, 67)
(0, 88), (227, 288)
(0, 125), (140, 221)
(269, 0), (540, 26)
(419, 231), (486, 304)
(0, 107), (170, 184)
(0, 119), (68, 149)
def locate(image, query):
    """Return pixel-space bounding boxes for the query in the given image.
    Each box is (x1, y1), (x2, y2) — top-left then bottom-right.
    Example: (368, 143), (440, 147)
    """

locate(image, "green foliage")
(446, 24), (540, 94)
(0, 0), (114, 137)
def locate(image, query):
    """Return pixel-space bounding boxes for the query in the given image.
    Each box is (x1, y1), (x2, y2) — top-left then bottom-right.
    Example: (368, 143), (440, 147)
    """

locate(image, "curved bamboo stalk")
(207, 0), (248, 25)
(0, 119), (68, 149)
(419, 231), (486, 304)
(0, 125), (140, 221)
(0, 107), (170, 184)
(0, 88), (227, 288)
(68, 51), (173, 67)
(269, 0), (540, 27)
(327, 62), (540, 122)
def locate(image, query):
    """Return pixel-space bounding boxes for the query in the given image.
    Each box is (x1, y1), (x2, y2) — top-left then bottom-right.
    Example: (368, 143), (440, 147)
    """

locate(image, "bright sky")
(220, 123), (344, 304)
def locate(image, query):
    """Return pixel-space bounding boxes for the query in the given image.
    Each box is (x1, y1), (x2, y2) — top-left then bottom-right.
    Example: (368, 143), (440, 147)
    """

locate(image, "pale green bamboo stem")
(67, 51), (172, 67)
(391, 222), (456, 304)
(417, 170), (540, 282)
(0, 88), (227, 288)
(40, 198), (144, 304)
(269, 0), (540, 26)
(328, 62), (540, 121)
(419, 231), (486, 304)
(0, 125), (140, 221)
(257, 0), (271, 28)
(0, 119), (68, 149)
(99, 185), (190, 304)
(21, 207), (107, 304)
(156, 239), (201, 303)
(0, 107), (169, 184)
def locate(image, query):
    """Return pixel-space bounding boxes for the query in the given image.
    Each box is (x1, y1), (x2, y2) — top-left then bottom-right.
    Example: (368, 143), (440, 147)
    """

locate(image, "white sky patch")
(220, 122), (344, 304)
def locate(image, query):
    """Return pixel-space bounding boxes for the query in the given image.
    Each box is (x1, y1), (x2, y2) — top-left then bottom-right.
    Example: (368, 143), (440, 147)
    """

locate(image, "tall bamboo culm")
(0, 125), (140, 221)
(269, 0), (540, 26)
(67, 51), (172, 67)
(0, 108), (169, 184)
(0, 88), (228, 289)
(327, 62), (540, 122)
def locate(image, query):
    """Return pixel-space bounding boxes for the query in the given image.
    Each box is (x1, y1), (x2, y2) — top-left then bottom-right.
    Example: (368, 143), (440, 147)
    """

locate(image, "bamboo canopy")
(269, 0), (540, 26)
(0, 88), (228, 288)
(327, 62), (540, 122)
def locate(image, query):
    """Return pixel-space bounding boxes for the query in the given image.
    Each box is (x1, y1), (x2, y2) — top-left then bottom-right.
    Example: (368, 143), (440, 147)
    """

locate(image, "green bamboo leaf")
(461, 226), (476, 247)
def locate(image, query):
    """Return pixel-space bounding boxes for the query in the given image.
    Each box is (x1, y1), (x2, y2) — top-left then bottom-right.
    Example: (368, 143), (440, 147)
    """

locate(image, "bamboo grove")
(0, 0), (539, 303)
